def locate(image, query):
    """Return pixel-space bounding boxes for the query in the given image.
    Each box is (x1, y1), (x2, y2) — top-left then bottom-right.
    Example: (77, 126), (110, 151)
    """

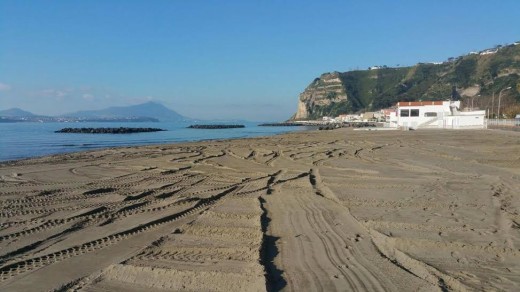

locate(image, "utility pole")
(472, 94), (480, 111)
(497, 87), (512, 119)
(491, 92), (495, 119)
(497, 93), (501, 119)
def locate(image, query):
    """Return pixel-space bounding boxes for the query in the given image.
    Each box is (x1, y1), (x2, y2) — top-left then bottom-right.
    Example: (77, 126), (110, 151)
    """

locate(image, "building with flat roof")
(389, 100), (485, 129)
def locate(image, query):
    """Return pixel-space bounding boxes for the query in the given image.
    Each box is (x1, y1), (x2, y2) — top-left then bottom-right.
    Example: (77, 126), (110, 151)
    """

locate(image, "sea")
(0, 121), (308, 162)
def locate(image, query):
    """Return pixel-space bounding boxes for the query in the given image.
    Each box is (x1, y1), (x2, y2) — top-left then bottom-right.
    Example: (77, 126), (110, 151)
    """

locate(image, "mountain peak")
(65, 102), (188, 122)
(0, 108), (36, 117)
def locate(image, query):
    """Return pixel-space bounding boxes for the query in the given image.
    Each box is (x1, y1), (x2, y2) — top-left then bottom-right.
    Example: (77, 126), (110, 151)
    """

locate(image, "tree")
(503, 105), (520, 118)
(451, 86), (461, 101)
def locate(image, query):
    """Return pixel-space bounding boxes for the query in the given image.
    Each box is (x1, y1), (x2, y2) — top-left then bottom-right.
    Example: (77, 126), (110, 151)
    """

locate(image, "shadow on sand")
(259, 196), (287, 291)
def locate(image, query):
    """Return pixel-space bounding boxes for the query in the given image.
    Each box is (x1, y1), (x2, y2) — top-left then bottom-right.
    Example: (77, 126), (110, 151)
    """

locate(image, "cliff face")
(294, 72), (348, 120)
(292, 43), (520, 120)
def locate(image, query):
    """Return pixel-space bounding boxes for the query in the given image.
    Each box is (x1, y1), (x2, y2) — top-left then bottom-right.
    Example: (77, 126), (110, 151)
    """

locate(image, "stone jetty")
(187, 125), (245, 129)
(55, 127), (166, 134)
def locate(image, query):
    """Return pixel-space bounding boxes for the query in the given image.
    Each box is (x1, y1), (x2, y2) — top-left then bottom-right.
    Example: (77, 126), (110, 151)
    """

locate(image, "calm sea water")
(0, 122), (308, 162)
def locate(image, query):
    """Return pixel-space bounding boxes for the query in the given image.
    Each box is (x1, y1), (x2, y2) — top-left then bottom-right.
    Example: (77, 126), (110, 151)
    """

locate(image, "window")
(424, 112), (437, 117)
(400, 109), (409, 117)
(410, 109), (420, 117)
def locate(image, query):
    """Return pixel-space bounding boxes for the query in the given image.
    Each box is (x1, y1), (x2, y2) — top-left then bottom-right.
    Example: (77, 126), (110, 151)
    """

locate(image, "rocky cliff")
(292, 42), (520, 120)
(293, 72), (348, 119)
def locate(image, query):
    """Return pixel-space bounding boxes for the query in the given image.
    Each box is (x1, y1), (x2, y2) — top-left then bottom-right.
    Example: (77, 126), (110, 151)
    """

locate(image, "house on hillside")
(480, 49), (498, 55)
(389, 100), (485, 129)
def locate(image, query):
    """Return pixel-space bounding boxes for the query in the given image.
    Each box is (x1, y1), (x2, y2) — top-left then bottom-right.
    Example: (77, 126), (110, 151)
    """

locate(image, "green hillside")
(297, 43), (520, 120)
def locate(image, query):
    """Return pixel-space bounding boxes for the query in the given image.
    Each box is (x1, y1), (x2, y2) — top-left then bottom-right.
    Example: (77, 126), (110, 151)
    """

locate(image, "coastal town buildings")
(361, 112), (377, 121)
(380, 109), (395, 121)
(319, 100), (487, 130)
(320, 100), (488, 130)
(389, 100), (486, 129)
(333, 114), (361, 122)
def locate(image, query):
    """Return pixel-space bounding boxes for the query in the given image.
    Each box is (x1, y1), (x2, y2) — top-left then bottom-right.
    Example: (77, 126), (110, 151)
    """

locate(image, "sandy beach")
(0, 128), (519, 291)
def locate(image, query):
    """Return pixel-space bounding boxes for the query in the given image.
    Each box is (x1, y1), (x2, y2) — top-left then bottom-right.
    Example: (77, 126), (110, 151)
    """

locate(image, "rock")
(187, 125), (245, 129)
(259, 122), (307, 127)
(294, 72), (348, 120)
(55, 127), (166, 134)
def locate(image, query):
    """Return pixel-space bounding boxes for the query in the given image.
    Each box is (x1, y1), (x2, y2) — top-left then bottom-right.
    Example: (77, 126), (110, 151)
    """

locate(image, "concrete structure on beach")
(389, 100), (486, 129)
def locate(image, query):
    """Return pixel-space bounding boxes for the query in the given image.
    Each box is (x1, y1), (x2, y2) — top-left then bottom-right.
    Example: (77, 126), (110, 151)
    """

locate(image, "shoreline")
(1, 128), (519, 291)
(0, 127), (505, 165)
(0, 125), (310, 164)
(1, 129), (314, 166)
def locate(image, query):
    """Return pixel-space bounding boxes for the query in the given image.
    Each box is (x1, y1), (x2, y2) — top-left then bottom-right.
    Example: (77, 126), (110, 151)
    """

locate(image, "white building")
(322, 116), (333, 122)
(334, 114), (361, 122)
(480, 49), (498, 55)
(389, 100), (486, 129)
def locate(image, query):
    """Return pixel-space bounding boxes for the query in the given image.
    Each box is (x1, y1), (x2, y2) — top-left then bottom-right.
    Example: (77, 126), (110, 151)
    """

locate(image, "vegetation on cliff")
(294, 43), (520, 120)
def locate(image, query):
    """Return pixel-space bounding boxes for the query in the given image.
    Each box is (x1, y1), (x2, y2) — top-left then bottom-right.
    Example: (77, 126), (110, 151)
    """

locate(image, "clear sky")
(1, 0), (519, 121)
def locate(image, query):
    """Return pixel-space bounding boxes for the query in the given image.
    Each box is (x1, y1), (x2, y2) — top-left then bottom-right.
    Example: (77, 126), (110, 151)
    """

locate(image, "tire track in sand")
(264, 175), (399, 291)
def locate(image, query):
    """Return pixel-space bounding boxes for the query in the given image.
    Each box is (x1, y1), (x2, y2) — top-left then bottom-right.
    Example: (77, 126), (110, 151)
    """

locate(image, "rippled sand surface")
(1, 129), (519, 291)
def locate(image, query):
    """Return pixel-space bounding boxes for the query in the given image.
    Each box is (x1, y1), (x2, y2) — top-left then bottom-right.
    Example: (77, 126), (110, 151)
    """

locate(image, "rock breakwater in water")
(55, 127), (166, 134)
(188, 125), (245, 129)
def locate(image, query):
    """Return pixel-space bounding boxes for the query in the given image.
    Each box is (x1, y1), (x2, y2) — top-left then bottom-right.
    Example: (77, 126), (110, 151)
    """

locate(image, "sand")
(0, 128), (519, 291)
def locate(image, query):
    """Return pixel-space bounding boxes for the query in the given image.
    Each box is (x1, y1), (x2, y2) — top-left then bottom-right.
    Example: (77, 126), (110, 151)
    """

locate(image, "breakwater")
(55, 127), (166, 134)
(187, 125), (245, 129)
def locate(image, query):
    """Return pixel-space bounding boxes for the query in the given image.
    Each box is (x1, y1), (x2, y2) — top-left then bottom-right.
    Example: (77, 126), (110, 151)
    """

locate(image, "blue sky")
(1, 0), (519, 120)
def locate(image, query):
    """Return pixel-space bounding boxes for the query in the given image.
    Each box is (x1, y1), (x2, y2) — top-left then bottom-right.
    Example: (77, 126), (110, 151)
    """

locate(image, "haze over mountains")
(0, 102), (189, 123)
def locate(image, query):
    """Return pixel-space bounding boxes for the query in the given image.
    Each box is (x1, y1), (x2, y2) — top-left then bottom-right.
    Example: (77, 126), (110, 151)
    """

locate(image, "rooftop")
(397, 101), (444, 107)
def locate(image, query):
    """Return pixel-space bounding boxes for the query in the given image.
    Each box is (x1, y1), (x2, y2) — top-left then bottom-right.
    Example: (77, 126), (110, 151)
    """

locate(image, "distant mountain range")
(0, 102), (189, 123)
